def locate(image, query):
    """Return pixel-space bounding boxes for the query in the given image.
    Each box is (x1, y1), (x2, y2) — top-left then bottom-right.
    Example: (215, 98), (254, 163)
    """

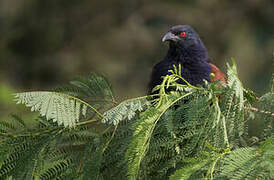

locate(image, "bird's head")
(162, 25), (208, 60)
(162, 25), (203, 48)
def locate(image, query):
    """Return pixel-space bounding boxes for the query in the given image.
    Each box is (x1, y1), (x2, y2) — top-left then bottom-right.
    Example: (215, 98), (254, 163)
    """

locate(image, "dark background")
(0, 0), (273, 118)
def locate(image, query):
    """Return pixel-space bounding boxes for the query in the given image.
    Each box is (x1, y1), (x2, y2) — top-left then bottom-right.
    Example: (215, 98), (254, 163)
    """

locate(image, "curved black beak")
(162, 32), (179, 42)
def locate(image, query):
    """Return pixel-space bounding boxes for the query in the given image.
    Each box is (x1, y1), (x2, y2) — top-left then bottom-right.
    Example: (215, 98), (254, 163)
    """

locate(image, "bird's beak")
(162, 32), (179, 42)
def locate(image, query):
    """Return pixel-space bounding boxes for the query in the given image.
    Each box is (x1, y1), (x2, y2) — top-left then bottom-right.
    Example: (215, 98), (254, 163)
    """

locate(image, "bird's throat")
(164, 44), (211, 86)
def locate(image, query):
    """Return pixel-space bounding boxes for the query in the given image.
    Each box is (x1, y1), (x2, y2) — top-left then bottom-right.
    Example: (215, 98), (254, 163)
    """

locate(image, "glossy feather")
(148, 25), (226, 94)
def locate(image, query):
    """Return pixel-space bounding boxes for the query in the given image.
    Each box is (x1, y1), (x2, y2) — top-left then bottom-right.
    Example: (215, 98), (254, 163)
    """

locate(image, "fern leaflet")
(14, 91), (103, 128)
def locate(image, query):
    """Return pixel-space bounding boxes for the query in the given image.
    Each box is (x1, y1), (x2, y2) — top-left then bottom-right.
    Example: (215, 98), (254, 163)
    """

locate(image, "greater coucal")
(148, 25), (226, 94)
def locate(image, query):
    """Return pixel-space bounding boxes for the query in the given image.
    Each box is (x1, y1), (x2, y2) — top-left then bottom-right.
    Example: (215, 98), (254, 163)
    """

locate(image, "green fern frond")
(126, 91), (192, 179)
(169, 145), (230, 180)
(40, 159), (72, 180)
(257, 92), (274, 139)
(80, 141), (104, 180)
(0, 121), (15, 133)
(169, 156), (210, 180)
(222, 59), (247, 145)
(0, 115), (28, 135)
(14, 91), (103, 128)
(70, 72), (115, 103)
(102, 96), (149, 125)
(226, 59), (244, 109)
(219, 136), (274, 180)
(9, 114), (26, 129)
(0, 135), (53, 179)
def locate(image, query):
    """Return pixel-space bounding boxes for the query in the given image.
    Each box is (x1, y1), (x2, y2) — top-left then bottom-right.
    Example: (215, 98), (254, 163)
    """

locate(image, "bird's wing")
(209, 63), (227, 84)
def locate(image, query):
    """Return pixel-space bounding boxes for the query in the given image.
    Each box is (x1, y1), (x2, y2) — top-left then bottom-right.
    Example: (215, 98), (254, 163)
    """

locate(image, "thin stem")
(174, 74), (202, 90)
(76, 119), (99, 126)
(245, 106), (274, 117)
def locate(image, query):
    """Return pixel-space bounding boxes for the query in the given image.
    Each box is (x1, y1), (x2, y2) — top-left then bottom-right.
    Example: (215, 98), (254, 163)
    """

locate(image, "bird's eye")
(180, 31), (187, 38)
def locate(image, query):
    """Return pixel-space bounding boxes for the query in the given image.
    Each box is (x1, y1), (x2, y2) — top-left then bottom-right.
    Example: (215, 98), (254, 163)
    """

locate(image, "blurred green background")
(0, 0), (273, 120)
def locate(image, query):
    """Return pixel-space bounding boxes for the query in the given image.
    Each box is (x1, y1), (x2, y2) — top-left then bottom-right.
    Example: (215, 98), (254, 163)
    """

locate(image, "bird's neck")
(165, 44), (209, 64)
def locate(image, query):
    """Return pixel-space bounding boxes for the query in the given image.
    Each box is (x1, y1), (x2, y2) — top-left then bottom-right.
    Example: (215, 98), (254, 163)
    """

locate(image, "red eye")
(180, 32), (186, 37)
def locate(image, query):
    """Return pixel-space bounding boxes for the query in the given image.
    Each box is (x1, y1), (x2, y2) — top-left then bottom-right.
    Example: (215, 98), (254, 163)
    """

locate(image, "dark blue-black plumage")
(148, 25), (225, 94)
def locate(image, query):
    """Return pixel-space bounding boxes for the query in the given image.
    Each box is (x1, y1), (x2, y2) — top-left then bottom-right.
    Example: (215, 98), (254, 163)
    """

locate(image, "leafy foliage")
(126, 91), (189, 179)
(219, 136), (274, 179)
(0, 62), (273, 179)
(14, 91), (91, 128)
(102, 96), (149, 125)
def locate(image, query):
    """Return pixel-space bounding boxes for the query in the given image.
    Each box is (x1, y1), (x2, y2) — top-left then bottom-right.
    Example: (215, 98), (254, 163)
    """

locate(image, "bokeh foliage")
(0, 0), (273, 98)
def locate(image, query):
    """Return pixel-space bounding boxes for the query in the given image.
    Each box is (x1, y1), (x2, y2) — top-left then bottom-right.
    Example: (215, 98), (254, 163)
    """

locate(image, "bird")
(148, 25), (227, 94)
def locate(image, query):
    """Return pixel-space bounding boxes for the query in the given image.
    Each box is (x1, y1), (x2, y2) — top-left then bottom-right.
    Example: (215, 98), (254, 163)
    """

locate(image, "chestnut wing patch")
(209, 63), (227, 84)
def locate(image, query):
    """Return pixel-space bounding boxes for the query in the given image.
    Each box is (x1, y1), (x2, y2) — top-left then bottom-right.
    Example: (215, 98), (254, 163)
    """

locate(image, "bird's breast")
(148, 60), (212, 94)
